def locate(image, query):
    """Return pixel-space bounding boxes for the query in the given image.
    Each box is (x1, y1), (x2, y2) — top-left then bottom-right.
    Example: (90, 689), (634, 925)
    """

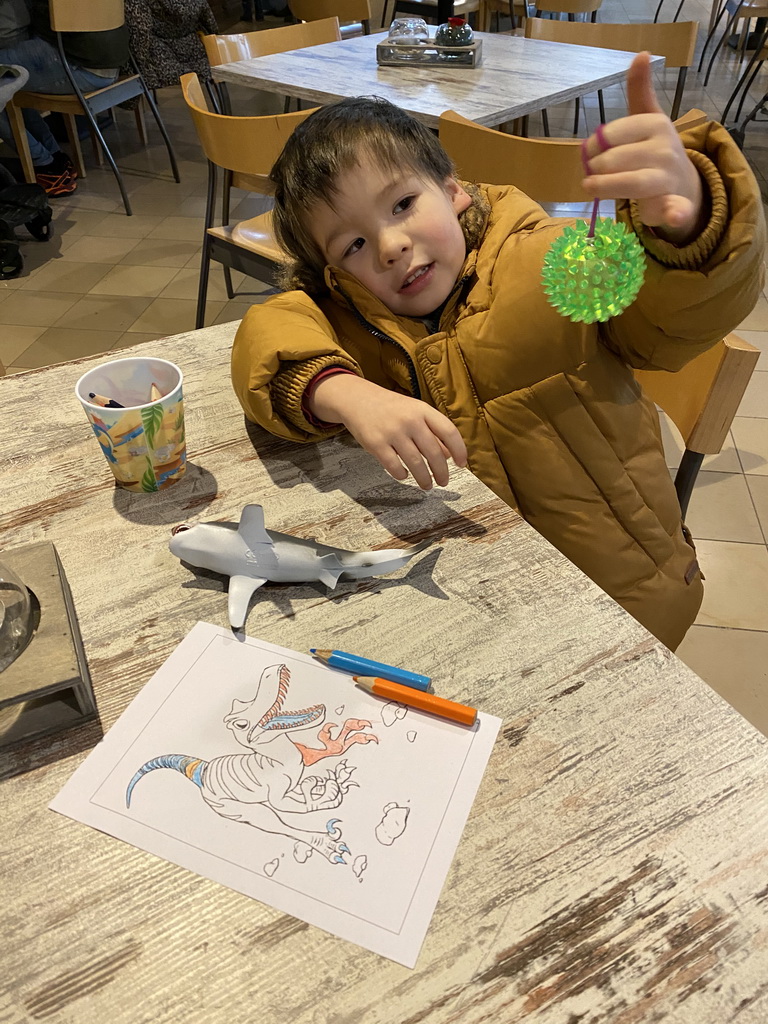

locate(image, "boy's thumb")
(626, 52), (664, 117)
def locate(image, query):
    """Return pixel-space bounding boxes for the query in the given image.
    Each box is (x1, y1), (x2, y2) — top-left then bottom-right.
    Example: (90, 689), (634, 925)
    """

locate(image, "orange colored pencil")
(353, 675), (477, 727)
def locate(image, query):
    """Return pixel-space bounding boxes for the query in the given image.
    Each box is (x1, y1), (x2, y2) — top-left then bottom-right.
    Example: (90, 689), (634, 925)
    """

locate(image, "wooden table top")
(212, 31), (664, 128)
(2, 323), (768, 1023)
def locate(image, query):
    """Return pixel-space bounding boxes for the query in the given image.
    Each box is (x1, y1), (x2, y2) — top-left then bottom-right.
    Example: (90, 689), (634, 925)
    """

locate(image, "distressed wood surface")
(2, 323), (767, 1024)
(212, 32), (663, 128)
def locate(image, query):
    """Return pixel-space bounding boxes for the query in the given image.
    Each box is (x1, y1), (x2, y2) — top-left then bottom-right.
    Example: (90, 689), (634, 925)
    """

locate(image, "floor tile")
(732, 417), (768, 475)
(15, 328), (123, 369)
(18, 260), (112, 293)
(696, 539), (768, 631)
(739, 293), (768, 331)
(84, 212), (167, 239)
(159, 266), (246, 301)
(0, 325), (46, 367)
(61, 234), (142, 264)
(120, 237), (201, 268)
(676, 625), (768, 738)
(0, 291), (79, 327)
(125, 296), (226, 334)
(746, 474), (768, 540)
(737, 330), (768, 369)
(738, 369), (768, 418)
(52, 294), (154, 333)
(211, 299), (265, 325)
(147, 216), (208, 241)
(685, 470), (765, 543)
(50, 208), (109, 237)
(89, 264), (179, 298)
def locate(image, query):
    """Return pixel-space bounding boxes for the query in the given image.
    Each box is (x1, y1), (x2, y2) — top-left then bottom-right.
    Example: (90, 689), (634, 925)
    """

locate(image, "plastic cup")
(74, 357), (186, 493)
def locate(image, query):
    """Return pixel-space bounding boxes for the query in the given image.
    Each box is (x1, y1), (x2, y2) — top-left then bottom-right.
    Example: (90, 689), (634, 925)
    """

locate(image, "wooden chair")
(698, 0), (768, 86)
(202, 18), (341, 111)
(525, 18), (698, 134)
(438, 108), (757, 517)
(381, 0), (481, 28)
(180, 72), (315, 328)
(288, 0), (372, 36)
(635, 335), (759, 516)
(478, 0), (532, 32)
(6, 0), (179, 217)
(533, 0), (601, 20)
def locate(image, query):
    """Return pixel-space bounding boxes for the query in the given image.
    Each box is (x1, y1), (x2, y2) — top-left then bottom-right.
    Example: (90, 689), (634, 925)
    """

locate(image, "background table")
(2, 324), (768, 1023)
(212, 31), (663, 128)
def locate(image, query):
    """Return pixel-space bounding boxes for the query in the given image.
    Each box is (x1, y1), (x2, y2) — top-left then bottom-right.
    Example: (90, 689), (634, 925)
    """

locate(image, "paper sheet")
(51, 622), (501, 967)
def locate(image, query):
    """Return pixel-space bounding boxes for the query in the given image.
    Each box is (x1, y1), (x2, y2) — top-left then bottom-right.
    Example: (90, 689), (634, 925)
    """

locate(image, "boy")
(231, 55), (765, 650)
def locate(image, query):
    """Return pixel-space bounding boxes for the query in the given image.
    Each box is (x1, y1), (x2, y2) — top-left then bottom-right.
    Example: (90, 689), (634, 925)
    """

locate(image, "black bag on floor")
(0, 163), (53, 280)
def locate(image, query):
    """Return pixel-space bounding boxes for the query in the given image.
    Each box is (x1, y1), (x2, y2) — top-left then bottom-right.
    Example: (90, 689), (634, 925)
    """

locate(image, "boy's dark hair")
(270, 96), (457, 295)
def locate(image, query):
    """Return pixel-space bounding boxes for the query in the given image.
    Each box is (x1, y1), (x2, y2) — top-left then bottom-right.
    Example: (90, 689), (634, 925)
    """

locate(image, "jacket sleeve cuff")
(620, 148), (729, 270)
(270, 354), (361, 435)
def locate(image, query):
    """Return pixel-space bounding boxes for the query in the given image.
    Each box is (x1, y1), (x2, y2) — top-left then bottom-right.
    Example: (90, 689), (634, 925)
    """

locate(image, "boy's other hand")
(309, 374), (467, 489)
(581, 52), (706, 245)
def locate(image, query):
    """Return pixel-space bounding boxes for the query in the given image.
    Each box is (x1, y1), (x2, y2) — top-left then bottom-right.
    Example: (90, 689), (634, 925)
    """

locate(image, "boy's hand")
(581, 52), (706, 245)
(309, 374), (467, 489)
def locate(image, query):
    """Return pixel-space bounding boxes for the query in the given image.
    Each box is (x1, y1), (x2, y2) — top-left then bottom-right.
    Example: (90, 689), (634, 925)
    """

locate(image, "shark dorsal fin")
(237, 505), (272, 547)
(228, 574), (267, 629)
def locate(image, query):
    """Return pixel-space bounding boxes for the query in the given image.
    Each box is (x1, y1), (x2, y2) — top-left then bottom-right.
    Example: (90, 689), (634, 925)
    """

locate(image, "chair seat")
(13, 76), (142, 114)
(207, 211), (283, 260)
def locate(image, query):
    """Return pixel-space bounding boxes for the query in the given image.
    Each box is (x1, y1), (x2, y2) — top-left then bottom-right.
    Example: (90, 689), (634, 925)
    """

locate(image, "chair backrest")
(525, 17), (698, 68)
(49, 0), (125, 33)
(180, 72), (314, 181)
(202, 18), (341, 65)
(289, 0), (372, 27)
(634, 334), (759, 454)
(534, 0), (602, 14)
(438, 107), (708, 203)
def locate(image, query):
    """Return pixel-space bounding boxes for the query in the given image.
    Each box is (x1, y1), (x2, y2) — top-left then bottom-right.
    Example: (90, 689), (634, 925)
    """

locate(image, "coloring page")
(51, 622), (501, 966)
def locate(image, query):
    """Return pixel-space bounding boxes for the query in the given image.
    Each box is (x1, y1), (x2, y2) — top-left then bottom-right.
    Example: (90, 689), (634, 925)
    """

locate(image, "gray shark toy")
(169, 504), (430, 629)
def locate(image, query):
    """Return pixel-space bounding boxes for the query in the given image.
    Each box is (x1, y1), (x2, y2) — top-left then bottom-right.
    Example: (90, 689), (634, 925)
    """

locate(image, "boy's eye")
(344, 237), (365, 258)
(394, 195), (415, 214)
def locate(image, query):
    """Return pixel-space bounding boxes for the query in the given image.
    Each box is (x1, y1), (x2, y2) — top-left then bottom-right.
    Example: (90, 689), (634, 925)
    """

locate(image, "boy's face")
(310, 156), (472, 317)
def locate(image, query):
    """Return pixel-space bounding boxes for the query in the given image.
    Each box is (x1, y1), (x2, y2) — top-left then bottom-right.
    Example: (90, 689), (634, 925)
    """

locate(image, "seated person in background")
(231, 56), (765, 652)
(0, 0), (129, 196)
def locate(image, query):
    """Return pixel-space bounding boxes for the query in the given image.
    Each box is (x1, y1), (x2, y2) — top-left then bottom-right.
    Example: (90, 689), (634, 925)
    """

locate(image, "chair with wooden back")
(533, 0), (601, 20)
(438, 108), (757, 516)
(478, 0), (531, 32)
(180, 72), (315, 328)
(524, 17), (698, 134)
(288, 0), (372, 36)
(202, 18), (342, 111)
(381, 0), (481, 28)
(7, 0), (179, 217)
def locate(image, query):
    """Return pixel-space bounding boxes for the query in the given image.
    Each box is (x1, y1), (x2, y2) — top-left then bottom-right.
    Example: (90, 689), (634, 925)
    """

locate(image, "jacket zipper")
(334, 271), (473, 401)
(334, 284), (422, 400)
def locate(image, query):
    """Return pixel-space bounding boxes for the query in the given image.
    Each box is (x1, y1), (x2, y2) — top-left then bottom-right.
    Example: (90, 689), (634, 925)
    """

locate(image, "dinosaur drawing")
(126, 663), (379, 863)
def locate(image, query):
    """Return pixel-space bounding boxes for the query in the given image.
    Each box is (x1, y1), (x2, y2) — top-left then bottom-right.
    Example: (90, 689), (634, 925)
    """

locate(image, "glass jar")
(435, 16), (474, 48)
(386, 17), (430, 59)
(0, 560), (33, 673)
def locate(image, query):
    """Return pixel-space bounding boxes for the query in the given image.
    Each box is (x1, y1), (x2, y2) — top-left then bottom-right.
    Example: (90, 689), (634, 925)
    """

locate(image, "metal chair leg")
(597, 89), (606, 125)
(703, 10), (741, 86)
(675, 449), (704, 519)
(541, 108), (550, 136)
(138, 75), (181, 183)
(196, 163), (219, 330)
(698, 1), (730, 72)
(573, 96), (581, 135)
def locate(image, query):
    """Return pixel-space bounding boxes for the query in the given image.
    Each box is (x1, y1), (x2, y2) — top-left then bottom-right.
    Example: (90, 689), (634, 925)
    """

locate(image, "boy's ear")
(444, 176), (472, 214)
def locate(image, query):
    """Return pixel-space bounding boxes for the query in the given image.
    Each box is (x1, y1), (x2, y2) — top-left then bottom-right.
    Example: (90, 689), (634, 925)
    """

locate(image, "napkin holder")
(0, 541), (97, 748)
(376, 38), (482, 68)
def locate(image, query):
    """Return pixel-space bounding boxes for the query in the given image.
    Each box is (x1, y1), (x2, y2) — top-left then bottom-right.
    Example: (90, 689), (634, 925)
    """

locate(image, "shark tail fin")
(125, 754), (206, 808)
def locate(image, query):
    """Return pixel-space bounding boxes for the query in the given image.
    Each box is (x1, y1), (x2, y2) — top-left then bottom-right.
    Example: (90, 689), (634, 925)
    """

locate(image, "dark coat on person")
(123, 0), (217, 87)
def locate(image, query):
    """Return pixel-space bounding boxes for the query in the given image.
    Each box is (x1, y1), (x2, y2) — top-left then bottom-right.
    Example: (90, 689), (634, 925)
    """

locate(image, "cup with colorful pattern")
(75, 357), (186, 492)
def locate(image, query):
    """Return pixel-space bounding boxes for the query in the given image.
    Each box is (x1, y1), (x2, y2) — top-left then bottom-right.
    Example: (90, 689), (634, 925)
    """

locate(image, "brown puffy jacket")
(232, 121), (765, 650)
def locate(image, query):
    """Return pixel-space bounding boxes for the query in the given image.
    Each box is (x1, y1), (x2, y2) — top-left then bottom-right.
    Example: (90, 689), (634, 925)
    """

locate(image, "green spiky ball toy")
(541, 213), (646, 325)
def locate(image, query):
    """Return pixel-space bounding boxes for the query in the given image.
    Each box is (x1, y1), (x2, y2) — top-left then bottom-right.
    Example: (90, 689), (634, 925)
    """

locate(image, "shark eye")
(232, 719), (248, 730)
(171, 524), (192, 535)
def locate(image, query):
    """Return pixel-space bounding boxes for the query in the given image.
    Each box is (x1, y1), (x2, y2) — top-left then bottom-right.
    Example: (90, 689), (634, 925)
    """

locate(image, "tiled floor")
(1, 0), (767, 734)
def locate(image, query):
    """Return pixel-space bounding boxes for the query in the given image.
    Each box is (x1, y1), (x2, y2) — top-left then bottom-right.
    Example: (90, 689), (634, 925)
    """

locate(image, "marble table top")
(2, 323), (767, 1023)
(212, 31), (664, 127)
